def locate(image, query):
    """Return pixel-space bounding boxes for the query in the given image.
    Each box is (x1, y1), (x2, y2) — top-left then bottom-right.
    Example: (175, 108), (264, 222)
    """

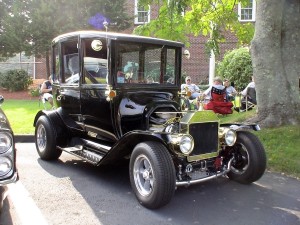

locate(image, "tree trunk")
(251, 0), (300, 128)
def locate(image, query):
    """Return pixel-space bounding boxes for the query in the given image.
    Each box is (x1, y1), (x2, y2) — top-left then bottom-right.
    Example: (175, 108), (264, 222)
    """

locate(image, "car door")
(80, 38), (117, 142)
(56, 38), (82, 130)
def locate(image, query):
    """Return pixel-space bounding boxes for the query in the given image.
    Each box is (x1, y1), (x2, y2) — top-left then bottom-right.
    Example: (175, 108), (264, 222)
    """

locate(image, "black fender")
(99, 130), (174, 165)
(220, 123), (261, 131)
(33, 108), (70, 146)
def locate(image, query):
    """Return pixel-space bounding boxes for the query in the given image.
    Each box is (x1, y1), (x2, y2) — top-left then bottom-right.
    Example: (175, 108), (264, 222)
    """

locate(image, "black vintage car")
(0, 96), (18, 210)
(33, 31), (266, 209)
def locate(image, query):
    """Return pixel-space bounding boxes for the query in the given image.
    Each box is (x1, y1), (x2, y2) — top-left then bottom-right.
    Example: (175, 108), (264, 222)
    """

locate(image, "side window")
(117, 51), (139, 84)
(52, 44), (60, 84)
(83, 39), (108, 84)
(61, 40), (79, 84)
(145, 48), (175, 84)
(144, 49), (161, 83)
(165, 49), (175, 84)
(115, 42), (177, 85)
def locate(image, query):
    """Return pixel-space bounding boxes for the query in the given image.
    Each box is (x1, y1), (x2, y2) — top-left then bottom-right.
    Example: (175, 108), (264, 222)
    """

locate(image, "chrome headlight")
(0, 157), (12, 177)
(0, 132), (12, 153)
(224, 129), (236, 146)
(179, 135), (194, 155)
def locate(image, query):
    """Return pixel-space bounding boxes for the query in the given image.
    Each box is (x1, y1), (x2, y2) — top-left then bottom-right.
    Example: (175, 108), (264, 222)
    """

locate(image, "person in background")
(223, 78), (237, 101)
(237, 76), (256, 112)
(202, 76), (233, 114)
(181, 76), (201, 110)
(40, 76), (53, 107)
(203, 76), (225, 100)
(181, 76), (201, 99)
(241, 76), (255, 96)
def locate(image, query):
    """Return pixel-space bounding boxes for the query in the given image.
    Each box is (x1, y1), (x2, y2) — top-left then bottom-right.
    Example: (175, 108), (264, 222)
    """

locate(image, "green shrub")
(29, 87), (40, 97)
(216, 47), (253, 91)
(0, 69), (33, 91)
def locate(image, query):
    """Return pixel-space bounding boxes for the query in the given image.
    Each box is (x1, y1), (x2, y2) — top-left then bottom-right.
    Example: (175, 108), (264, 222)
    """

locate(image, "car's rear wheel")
(227, 131), (266, 184)
(35, 115), (62, 160)
(129, 141), (176, 209)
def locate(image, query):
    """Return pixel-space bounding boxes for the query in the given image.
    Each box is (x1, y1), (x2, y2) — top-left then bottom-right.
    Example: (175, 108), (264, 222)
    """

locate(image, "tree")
(0, 0), (132, 77)
(134, 0), (190, 44)
(136, 0), (300, 128)
(134, 0), (254, 54)
(250, 0), (300, 127)
(0, 1), (31, 59)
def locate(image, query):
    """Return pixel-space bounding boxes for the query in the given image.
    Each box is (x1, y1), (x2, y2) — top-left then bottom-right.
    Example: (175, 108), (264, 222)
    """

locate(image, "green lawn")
(2, 100), (300, 178)
(2, 99), (44, 134)
(219, 109), (300, 179)
(255, 125), (300, 178)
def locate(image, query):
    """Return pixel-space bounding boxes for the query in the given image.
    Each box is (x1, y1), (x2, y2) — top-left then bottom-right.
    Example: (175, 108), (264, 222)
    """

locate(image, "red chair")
(204, 87), (233, 114)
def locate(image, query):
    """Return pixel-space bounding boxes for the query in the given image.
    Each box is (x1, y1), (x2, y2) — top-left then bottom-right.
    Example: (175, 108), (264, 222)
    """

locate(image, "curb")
(15, 135), (35, 143)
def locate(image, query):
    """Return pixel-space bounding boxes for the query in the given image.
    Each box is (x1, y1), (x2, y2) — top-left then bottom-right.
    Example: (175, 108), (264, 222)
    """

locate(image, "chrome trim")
(0, 172), (18, 185)
(187, 152), (218, 162)
(176, 157), (234, 187)
(0, 132), (13, 154)
(82, 139), (111, 151)
(85, 124), (117, 141)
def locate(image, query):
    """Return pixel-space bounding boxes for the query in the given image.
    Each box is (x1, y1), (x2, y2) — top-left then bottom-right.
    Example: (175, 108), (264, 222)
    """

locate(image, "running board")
(58, 138), (112, 165)
(59, 145), (105, 165)
(58, 146), (103, 166)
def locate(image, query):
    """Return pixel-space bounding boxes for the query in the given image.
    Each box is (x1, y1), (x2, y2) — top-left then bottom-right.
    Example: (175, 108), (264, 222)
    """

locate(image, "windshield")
(115, 42), (177, 85)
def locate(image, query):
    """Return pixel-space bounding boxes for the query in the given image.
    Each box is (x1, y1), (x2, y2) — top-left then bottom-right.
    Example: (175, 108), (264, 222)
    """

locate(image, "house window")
(134, 0), (150, 24)
(238, 0), (256, 22)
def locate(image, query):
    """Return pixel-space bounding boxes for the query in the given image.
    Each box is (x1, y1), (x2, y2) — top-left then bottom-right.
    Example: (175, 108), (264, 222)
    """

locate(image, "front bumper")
(176, 157), (233, 186)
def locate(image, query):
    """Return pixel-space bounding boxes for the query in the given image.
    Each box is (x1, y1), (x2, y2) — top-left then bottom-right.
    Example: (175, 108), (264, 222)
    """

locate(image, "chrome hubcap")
(133, 154), (154, 197)
(36, 124), (46, 152)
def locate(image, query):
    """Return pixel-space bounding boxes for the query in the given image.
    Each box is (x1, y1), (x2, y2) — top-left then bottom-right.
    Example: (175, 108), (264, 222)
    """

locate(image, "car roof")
(52, 30), (184, 48)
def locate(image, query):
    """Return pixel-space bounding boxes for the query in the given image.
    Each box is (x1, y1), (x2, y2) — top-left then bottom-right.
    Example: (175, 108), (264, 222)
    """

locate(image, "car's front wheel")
(129, 141), (176, 209)
(35, 115), (62, 160)
(227, 131), (266, 184)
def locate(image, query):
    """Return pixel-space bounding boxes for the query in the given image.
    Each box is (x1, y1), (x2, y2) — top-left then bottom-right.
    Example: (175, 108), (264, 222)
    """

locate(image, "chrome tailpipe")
(176, 157), (234, 187)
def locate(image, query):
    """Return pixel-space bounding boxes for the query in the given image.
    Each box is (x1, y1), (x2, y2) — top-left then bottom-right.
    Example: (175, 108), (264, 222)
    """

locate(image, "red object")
(204, 87), (233, 114)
